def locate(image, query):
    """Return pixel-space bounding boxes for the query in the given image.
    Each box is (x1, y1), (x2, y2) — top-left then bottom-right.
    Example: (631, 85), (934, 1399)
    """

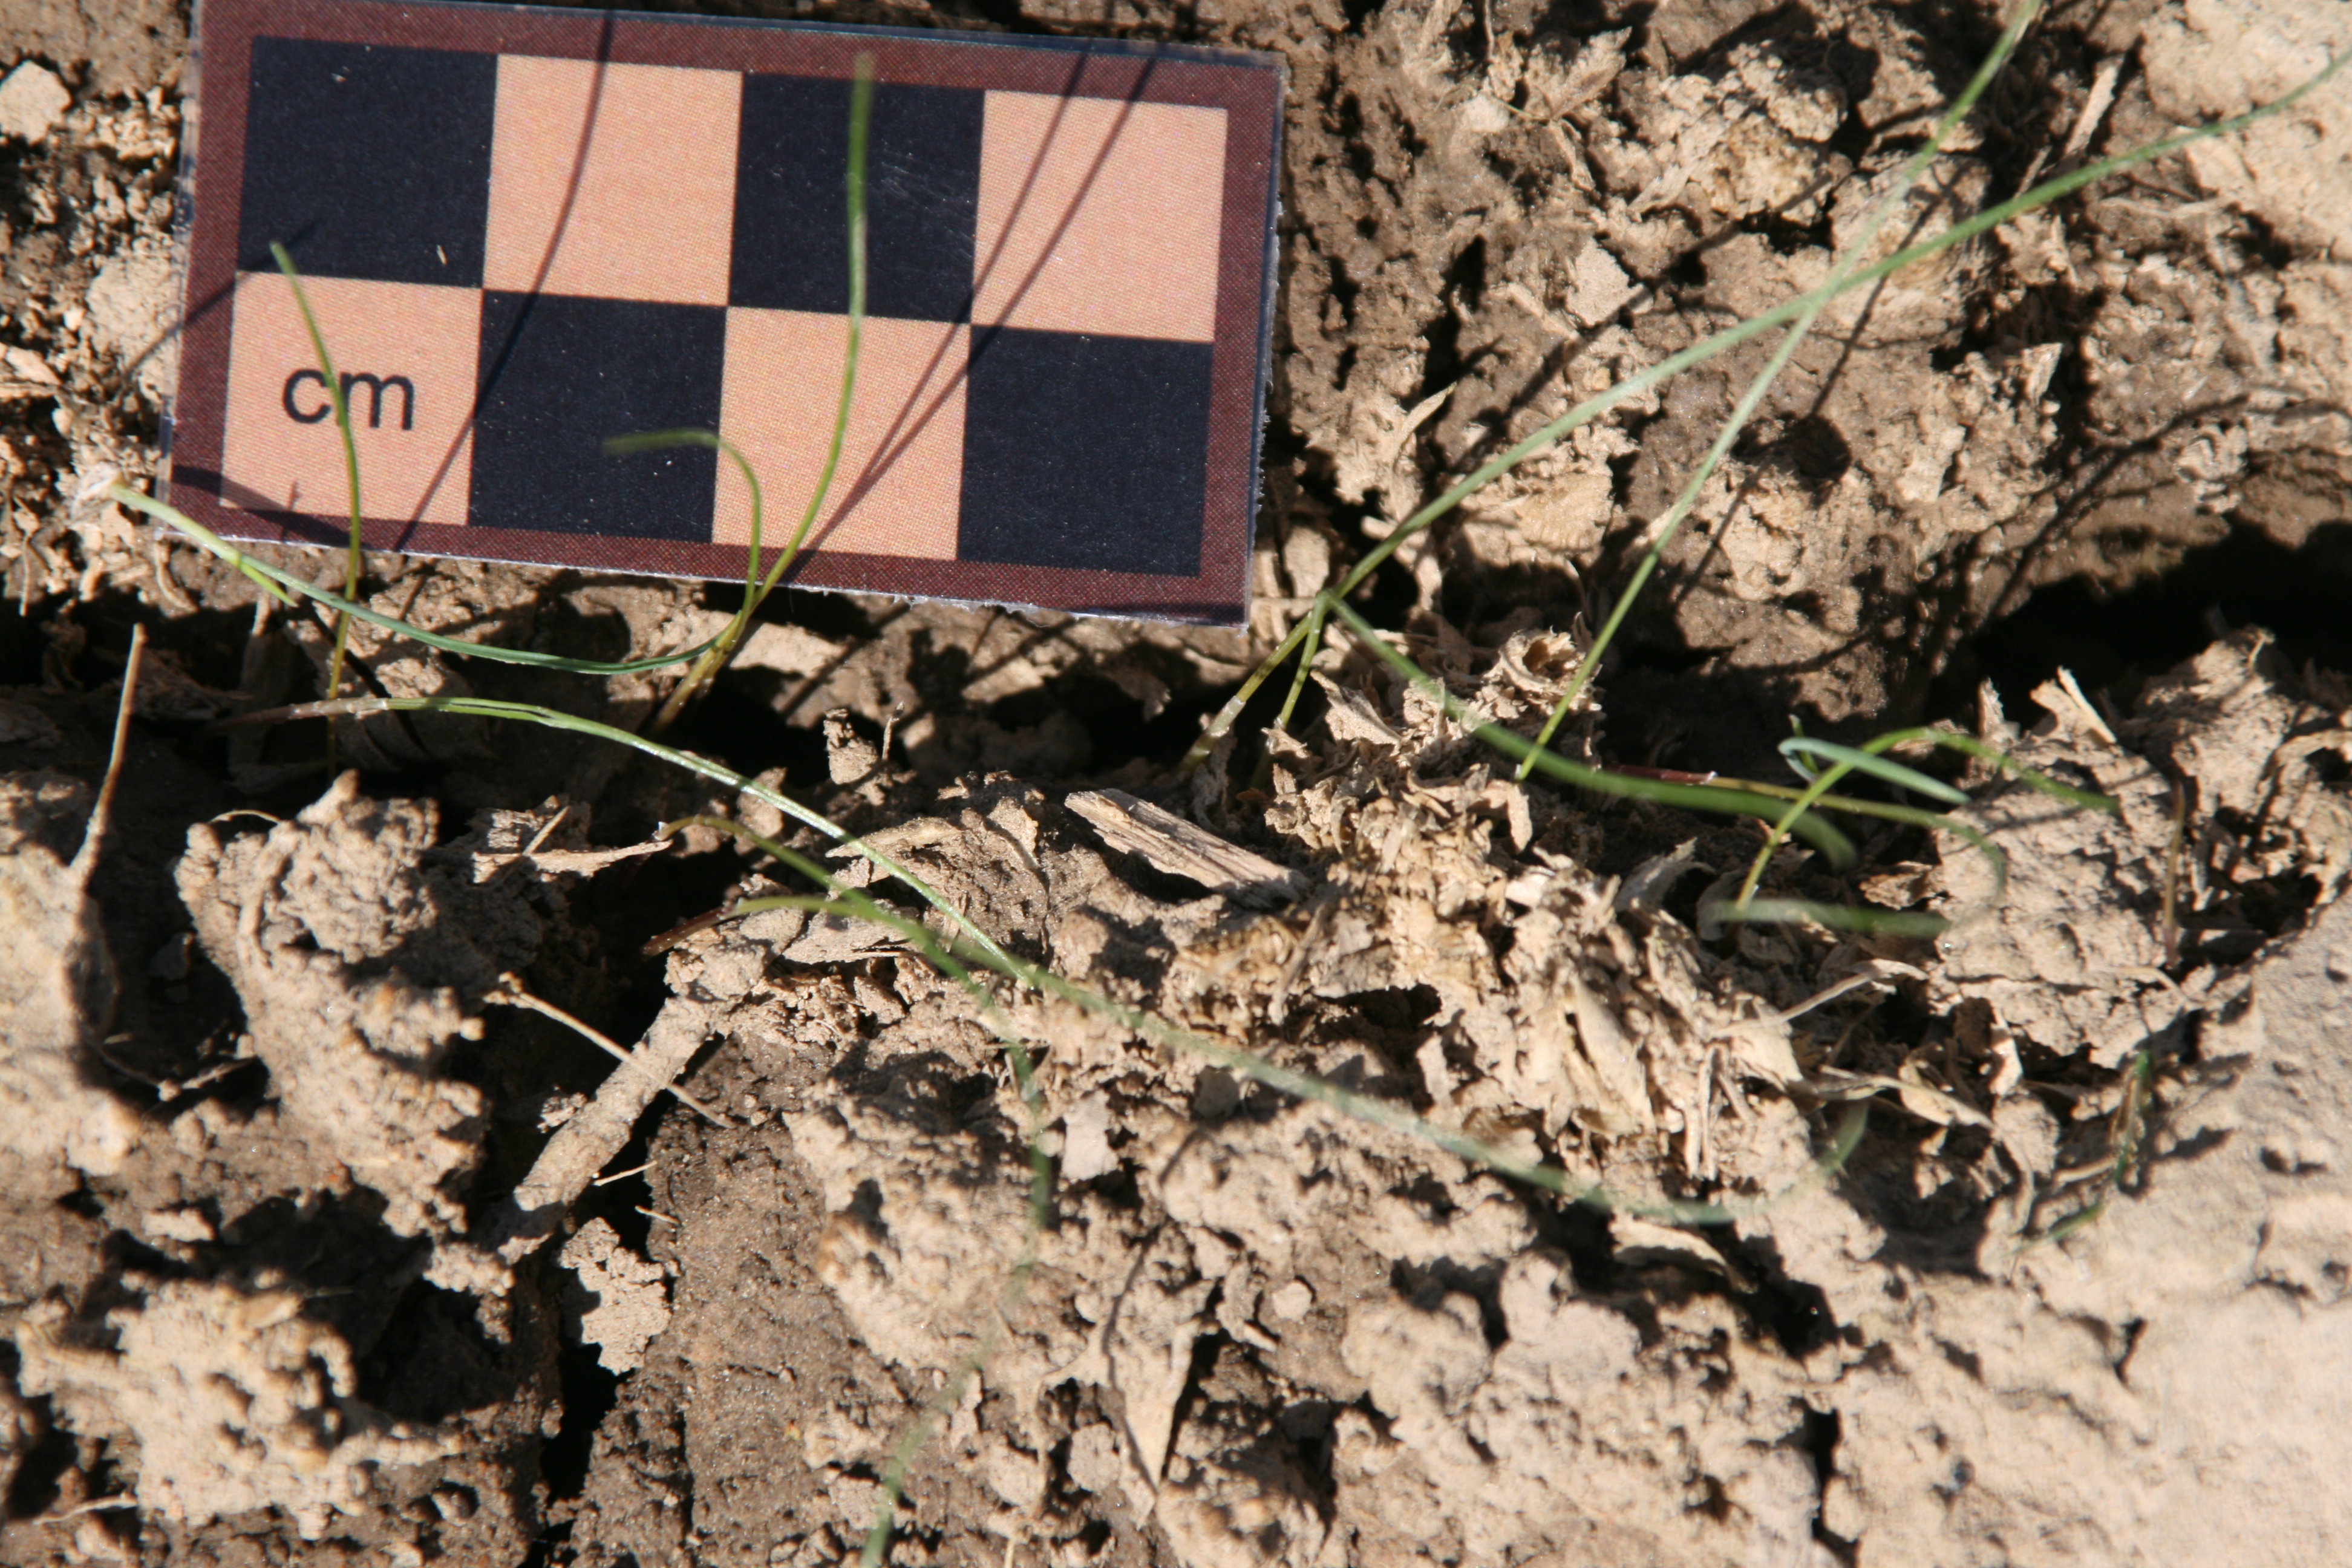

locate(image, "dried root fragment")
(486, 991), (717, 1266)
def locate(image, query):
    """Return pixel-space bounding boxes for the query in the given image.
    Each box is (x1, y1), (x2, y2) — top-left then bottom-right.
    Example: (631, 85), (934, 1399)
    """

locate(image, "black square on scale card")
(958, 327), (1214, 577)
(469, 293), (727, 541)
(730, 77), (984, 322)
(238, 37), (496, 286)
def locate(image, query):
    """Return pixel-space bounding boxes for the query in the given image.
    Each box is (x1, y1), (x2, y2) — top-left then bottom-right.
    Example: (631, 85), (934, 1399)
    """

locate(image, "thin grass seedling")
(206, 683), (1869, 1561)
(108, 27), (2345, 1561)
(219, 688), (1018, 970)
(270, 241), (365, 758)
(1183, 27), (2347, 776)
(1515, 0), (2042, 773)
(659, 814), (1049, 1567)
(634, 57), (874, 736)
(667, 814), (1869, 1239)
(1315, 604), (1860, 859)
(1777, 736), (1969, 805)
(1325, 599), (2114, 937)
(674, 818), (1878, 1235)
(118, 60), (877, 699)
(232, 685), (1869, 1232)
(128, 32), (2341, 777)
(1726, 728), (2121, 918)
(111, 484), (733, 675)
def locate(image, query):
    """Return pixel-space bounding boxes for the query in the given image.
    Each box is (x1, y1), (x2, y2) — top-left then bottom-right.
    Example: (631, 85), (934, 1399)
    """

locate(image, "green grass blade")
(604, 428), (769, 682)
(1187, 24), (2342, 777)
(1733, 727), (2051, 920)
(120, 482), (295, 606)
(230, 688), (1868, 1230)
(1007, 920), (1872, 1226)
(1728, 789), (2008, 933)
(1324, 600), (1858, 863)
(224, 691), (1015, 970)
(1272, 598), (1327, 734)
(111, 485), (725, 675)
(1517, 0), (2043, 777)
(1313, 603), (2054, 938)
(1737, 721), (2115, 916)
(781, 57), (869, 595)
(1880, 728), (2120, 814)
(661, 815), (1050, 1568)
(604, 429), (766, 601)
(673, 835), (1869, 1231)
(1780, 737), (1970, 805)
(647, 56), (872, 735)
(1710, 897), (1952, 936)
(676, 814), (1863, 1564)
(1518, 302), (1820, 775)
(270, 242), (367, 748)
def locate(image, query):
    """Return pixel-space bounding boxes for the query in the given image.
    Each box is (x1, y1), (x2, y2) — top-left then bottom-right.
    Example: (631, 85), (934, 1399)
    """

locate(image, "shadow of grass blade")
(647, 56), (874, 736)
(270, 243), (365, 713)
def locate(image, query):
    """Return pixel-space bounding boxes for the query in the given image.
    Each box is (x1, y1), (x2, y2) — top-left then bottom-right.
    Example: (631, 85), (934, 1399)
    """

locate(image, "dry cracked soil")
(5, 0), (2352, 1564)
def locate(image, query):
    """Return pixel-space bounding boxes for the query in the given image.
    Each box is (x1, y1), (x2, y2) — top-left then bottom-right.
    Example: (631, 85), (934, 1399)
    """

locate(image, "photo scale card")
(169, 0), (1284, 624)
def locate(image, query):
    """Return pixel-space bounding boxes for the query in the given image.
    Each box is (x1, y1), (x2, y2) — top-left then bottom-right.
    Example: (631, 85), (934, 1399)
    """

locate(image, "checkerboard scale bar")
(169, 0), (1283, 625)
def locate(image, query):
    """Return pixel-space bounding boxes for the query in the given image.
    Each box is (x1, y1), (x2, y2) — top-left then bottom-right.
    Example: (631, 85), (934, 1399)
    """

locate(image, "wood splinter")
(1065, 788), (1310, 909)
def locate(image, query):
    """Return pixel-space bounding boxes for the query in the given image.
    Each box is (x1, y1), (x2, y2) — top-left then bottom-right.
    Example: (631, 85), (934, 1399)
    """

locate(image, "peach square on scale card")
(973, 93), (1227, 343)
(716, 311), (968, 560)
(485, 57), (740, 305)
(218, 273), (480, 525)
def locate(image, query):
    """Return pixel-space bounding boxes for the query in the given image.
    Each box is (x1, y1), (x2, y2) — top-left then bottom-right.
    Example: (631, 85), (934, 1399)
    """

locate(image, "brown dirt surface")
(5, 0), (2352, 1565)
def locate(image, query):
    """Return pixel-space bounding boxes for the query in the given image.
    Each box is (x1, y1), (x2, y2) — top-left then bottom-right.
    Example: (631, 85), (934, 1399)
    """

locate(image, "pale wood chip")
(1066, 788), (1310, 908)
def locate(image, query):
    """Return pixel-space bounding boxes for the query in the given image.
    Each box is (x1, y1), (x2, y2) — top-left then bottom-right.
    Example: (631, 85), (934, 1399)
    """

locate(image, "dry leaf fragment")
(1311, 673), (1408, 748)
(1566, 972), (1656, 1132)
(1610, 1214), (1755, 1290)
(1067, 789), (1310, 908)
